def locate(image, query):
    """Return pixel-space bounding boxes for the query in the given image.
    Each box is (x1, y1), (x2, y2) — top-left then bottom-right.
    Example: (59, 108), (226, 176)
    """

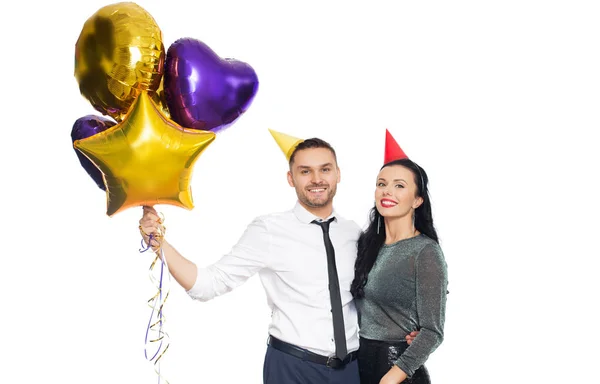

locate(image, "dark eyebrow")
(377, 178), (407, 183)
(297, 163), (334, 169)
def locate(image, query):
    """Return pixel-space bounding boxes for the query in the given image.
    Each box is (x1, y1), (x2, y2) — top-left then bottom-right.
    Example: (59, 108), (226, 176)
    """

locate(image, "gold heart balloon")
(74, 2), (165, 122)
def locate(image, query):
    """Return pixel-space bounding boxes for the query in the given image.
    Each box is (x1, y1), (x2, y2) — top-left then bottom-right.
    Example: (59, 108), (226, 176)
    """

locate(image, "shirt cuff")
(394, 360), (415, 379)
(185, 267), (213, 301)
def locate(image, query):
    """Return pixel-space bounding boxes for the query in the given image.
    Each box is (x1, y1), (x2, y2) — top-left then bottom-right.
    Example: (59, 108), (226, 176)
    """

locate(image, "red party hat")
(384, 129), (408, 164)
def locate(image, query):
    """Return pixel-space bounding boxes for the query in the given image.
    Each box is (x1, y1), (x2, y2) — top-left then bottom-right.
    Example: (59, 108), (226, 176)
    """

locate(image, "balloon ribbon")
(140, 231), (171, 384)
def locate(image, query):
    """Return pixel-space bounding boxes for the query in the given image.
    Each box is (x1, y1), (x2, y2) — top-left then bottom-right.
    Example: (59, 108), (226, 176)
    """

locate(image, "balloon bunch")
(70, 3), (259, 382)
(71, 2), (259, 217)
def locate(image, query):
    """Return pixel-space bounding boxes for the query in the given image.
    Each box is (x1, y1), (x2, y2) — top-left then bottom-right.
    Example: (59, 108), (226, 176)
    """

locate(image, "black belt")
(267, 335), (357, 369)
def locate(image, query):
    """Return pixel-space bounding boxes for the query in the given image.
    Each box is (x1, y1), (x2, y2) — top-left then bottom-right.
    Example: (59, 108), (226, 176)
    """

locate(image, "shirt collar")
(293, 201), (338, 224)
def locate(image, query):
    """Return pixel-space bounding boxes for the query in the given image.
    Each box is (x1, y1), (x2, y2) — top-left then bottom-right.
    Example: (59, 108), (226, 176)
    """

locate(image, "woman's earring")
(377, 215), (381, 235)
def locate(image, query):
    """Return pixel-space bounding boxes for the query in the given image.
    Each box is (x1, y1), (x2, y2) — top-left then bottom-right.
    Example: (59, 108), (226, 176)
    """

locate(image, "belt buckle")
(326, 356), (341, 369)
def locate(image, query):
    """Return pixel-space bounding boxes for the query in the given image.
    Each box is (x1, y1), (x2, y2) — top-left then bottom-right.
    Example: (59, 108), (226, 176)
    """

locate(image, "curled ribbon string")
(140, 217), (171, 384)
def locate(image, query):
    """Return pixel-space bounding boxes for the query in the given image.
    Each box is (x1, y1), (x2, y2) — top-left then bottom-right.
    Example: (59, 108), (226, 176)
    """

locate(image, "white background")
(2, 1), (599, 383)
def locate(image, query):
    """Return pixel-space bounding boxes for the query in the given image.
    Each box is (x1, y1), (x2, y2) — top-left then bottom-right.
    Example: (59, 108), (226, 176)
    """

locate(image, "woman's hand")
(379, 365), (407, 384)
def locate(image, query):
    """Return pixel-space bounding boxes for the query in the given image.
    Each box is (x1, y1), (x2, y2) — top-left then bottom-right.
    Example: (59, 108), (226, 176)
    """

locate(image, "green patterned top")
(355, 234), (448, 377)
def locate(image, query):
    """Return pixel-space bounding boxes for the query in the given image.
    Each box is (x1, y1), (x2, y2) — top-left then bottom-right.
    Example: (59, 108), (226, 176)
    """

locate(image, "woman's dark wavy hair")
(350, 158), (438, 299)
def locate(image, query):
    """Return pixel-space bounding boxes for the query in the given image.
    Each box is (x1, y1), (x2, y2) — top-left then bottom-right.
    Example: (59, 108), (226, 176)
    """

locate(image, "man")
(139, 130), (416, 383)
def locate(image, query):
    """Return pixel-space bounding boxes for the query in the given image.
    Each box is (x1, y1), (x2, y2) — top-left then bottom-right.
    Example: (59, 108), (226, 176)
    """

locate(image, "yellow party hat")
(268, 129), (304, 161)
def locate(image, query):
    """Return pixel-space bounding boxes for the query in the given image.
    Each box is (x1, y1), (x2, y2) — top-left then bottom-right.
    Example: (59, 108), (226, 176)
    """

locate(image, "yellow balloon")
(73, 92), (216, 217)
(149, 77), (170, 119)
(75, 2), (165, 122)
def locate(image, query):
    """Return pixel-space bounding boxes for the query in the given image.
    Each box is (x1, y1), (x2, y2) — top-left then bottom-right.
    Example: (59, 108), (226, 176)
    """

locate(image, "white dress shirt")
(187, 201), (361, 356)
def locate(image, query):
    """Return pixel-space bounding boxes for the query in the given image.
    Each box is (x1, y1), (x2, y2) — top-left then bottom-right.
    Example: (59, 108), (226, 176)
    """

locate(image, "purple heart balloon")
(71, 115), (116, 191)
(164, 38), (259, 132)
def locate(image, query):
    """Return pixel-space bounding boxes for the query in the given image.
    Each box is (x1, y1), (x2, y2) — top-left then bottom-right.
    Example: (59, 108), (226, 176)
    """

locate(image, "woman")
(351, 131), (448, 384)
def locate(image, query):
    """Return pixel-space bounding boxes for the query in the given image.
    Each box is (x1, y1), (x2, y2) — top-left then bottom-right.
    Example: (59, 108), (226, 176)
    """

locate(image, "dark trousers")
(263, 345), (360, 384)
(357, 337), (431, 384)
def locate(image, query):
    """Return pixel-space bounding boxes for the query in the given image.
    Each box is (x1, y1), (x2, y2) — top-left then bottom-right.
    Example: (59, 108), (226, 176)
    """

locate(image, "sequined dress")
(355, 234), (448, 383)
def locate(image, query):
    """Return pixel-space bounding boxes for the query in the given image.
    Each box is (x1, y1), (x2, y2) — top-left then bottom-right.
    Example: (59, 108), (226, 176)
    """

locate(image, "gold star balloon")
(74, 2), (165, 122)
(149, 76), (170, 119)
(73, 92), (216, 216)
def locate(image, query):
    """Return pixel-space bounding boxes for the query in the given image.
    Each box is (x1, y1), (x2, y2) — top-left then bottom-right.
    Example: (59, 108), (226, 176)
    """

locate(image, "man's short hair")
(289, 138), (338, 167)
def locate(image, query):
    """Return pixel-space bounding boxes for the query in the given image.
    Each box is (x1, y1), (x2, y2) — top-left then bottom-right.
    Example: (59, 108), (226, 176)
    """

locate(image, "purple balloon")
(71, 115), (115, 191)
(164, 38), (259, 132)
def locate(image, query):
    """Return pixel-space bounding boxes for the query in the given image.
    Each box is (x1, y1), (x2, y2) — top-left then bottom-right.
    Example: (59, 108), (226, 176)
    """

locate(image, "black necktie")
(312, 217), (347, 359)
